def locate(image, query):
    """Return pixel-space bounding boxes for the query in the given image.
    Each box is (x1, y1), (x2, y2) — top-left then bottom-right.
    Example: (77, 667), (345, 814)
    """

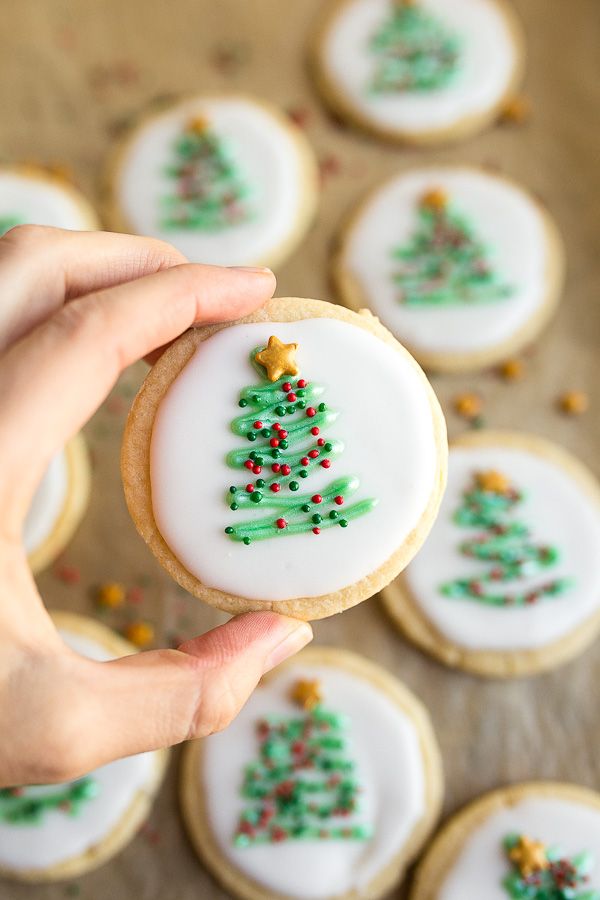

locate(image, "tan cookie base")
(121, 296), (447, 620)
(0, 611), (169, 883)
(309, 0), (525, 147)
(28, 433), (92, 575)
(102, 92), (320, 271)
(410, 781), (600, 899)
(180, 645), (444, 900)
(382, 430), (600, 678)
(331, 166), (565, 374)
(0, 163), (100, 230)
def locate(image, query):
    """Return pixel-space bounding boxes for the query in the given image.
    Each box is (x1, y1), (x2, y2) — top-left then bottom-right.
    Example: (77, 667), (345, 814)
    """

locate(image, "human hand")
(0, 226), (313, 787)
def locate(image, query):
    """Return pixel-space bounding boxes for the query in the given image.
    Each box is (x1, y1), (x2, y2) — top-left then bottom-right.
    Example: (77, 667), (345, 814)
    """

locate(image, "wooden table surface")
(1, 1), (599, 897)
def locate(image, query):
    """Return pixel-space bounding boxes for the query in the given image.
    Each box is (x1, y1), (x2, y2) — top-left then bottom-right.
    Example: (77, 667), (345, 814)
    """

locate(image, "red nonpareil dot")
(312, 494), (323, 504)
(272, 423), (281, 431)
(272, 463), (281, 473)
(279, 430), (288, 439)
(312, 527), (320, 535)
(311, 426), (320, 436)
(334, 495), (344, 505)
(253, 421), (263, 430)
(246, 484), (254, 493)
(297, 379), (307, 388)
(270, 438), (280, 447)
(276, 518), (287, 530)
(317, 438), (325, 447)
(301, 457), (309, 466)
(321, 459), (331, 468)
(244, 460), (253, 470)
(271, 483), (281, 493)
(306, 407), (316, 418)
(281, 464), (291, 476)
(308, 449), (319, 459)
(282, 382), (292, 392)
(252, 465), (262, 474)
(287, 392), (297, 402)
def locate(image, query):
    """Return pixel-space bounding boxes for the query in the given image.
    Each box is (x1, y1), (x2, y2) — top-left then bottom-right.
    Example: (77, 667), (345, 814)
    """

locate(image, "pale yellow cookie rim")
(180, 644), (444, 900)
(120, 296), (448, 620)
(0, 163), (100, 231)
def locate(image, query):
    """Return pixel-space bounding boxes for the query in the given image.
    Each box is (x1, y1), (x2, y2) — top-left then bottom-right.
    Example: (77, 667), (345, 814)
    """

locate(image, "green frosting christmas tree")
(224, 336), (376, 545)
(440, 469), (573, 607)
(160, 115), (251, 231)
(370, 0), (461, 93)
(503, 833), (600, 899)
(393, 188), (514, 308)
(0, 777), (98, 826)
(234, 678), (371, 846)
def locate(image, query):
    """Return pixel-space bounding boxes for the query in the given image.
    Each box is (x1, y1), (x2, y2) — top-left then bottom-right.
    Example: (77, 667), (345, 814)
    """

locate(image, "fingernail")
(263, 622), (313, 673)
(230, 266), (273, 274)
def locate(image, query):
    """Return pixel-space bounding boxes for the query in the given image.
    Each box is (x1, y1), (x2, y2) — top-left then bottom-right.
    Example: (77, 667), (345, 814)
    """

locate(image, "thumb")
(80, 613), (312, 771)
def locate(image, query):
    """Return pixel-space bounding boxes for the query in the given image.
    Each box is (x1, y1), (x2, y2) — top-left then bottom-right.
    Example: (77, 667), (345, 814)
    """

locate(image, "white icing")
(439, 796), (600, 898)
(23, 451), (69, 555)
(201, 663), (427, 899)
(340, 167), (551, 356)
(150, 318), (439, 601)
(115, 97), (313, 267)
(0, 171), (95, 230)
(321, 0), (518, 135)
(405, 443), (600, 651)
(0, 627), (159, 872)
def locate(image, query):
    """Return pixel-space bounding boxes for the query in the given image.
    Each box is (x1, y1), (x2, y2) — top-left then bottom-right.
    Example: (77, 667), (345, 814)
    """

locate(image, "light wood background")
(1, 1), (598, 897)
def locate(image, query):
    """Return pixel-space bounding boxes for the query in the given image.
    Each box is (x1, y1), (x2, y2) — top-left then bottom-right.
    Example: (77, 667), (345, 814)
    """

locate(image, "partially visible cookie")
(382, 430), (600, 678)
(332, 166), (564, 373)
(26, 434), (91, 575)
(104, 93), (319, 269)
(0, 612), (168, 882)
(181, 645), (444, 900)
(311, 0), (525, 145)
(411, 782), (600, 899)
(0, 164), (99, 234)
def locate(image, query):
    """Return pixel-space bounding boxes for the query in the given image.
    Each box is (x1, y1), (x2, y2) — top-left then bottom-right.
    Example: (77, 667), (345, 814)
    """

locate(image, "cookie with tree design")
(383, 431), (600, 678)
(411, 783), (600, 900)
(332, 167), (565, 373)
(180, 646), (443, 900)
(105, 94), (319, 269)
(0, 613), (168, 882)
(311, 0), (524, 145)
(121, 297), (447, 620)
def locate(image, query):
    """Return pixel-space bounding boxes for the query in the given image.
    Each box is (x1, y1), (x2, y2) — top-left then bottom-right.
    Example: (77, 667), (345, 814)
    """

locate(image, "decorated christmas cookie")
(181, 646), (443, 900)
(411, 782), (600, 900)
(104, 94), (319, 268)
(332, 167), (565, 373)
(383, 431), (600, 677)
(121, 297), (447, 619)
(311, 0), (525, 145)
(0, 164), (99, 234)
(0, 612), (168, 882)
(25, 434), (91, 574)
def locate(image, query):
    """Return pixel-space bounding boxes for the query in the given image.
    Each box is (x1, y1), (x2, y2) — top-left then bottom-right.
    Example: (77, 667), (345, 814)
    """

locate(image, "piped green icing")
(160, 119), (252, 232)
(392, 196), (514, 308)
(0, 777), (98, 825)
(440, 472), (573, 606)
(0, 214), (24, 237)
(369, 2), (461, 94)
(233, 704), (372, 847)
(224, 347), (377, 544)
(503, 833), (600, 899)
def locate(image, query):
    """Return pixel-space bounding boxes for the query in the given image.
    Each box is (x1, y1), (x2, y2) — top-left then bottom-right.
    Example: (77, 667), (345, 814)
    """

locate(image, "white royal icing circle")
(113, 96), (316, 267)
(439, 795), (600, 899)
(318, 0), (520, 138)
(23, 451), (69, 556)
(404, 439), (600, 652)
(338, 167), (554, 358)
(150, 317), (440, 601)
(0, 169), (97, 232)
(200, 660), (429, 899)
(0, 626), (160, 873)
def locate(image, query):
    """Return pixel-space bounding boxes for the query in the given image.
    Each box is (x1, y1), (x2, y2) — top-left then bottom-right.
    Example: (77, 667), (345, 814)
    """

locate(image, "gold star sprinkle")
(187, 115), (209, 134)
(124, 621), (155, 648)
(255, 336), (299, 383)
(500, 95), (532, 125)
(290, 679), (322, 711)
(499, 358), (526, 381)
(559, 390), (589, 416)
(454, 392), (482, 420)
(96, 581), (126, 609)
(476, 470), (511, 495)
(421, 187), (449, 213)
(509, 836), (549, 878)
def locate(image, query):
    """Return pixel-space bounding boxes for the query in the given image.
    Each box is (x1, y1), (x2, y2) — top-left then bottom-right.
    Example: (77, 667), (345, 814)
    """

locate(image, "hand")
(0, 226), (313, 787)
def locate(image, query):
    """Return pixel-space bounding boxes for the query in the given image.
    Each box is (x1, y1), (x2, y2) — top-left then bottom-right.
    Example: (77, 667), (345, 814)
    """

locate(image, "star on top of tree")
(290, 678), (322, 711)
(420, 187), (449, 213)
(508, 835), (550, 878)
(187, 115), (209, 134)
(475, 469), (512, 495)
(255, 336), (299, 382)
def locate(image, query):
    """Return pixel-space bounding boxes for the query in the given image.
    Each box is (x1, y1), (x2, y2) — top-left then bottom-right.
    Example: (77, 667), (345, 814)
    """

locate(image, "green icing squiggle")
(0, 777), (98, 826)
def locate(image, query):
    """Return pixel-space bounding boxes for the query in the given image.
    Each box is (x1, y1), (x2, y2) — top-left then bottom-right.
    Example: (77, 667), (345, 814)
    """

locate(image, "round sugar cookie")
(311, 0), (525, 145)
(181, 645), (443, 900)
(0, 164), (99, 235)
(0, 612), (168, 882)
(121, 297), (447, 620)
(332, 167), (564, 374)
(411, 782), (600, 900)
(104, 94), (319, 269)
(26, 434), (91, 575)
(382, 430), (600, 678)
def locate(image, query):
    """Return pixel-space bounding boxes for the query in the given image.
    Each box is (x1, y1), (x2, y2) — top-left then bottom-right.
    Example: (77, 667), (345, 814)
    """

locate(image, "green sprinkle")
(256, 479), (265, 488)
(280, 440), (289, 449)
(339, 519), (348, 528)
(247, 432), (257, 442)
(286, 405), (295, 414)
(301, 504), (311, 513)
(225, 527), (234, 534)
(297, 400), (306, 409)
(312, 514), (322, 524)
(271, 448), (281, 459)
(230, 502), (239, 511)
(243, 537), (251, 545)
(251, 492), (263, 504)
(318, 403), (326, 412)
(239, 398), (248, 408)
(229, 486), (237, 493)
(324, 442), (333, 452)
(276, 405), (286, 416)
(329, 510), (339, 520)
(261, 428), (270, 437)
(289, 481), (299, 492)
(299, 469), (308, 478)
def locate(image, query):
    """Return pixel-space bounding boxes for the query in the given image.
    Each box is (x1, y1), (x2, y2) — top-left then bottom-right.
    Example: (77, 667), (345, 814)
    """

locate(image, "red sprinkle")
(312, 527), (321, 535)
(272, 463), (281, 473)
(271, 483), (281, 493)
(279, 430), (288, 439)
(287, 392), (297, 402)
(311, 426), (320, 436)
(317, 438), (325, 446)
(282, 382), (292, 392)
(297, 379), (307, 388)
(301, 457), (309, 466)
(321, 459), (331, 468)
(276, 518), (287, 530)
(281, 464), (291, 476)
(253, 421), (263, 429)
(308, 449), (319, 459)
(246, 484), (254, 493)
(334, 495), (344, 505)
(270, 438), (280, 447)
(312, 494), (323, 504)
(272, 423), (281, 431)
(252, 465), (262, 474)
(244, 460), (254, 470)
(306, 407), (316, 418)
